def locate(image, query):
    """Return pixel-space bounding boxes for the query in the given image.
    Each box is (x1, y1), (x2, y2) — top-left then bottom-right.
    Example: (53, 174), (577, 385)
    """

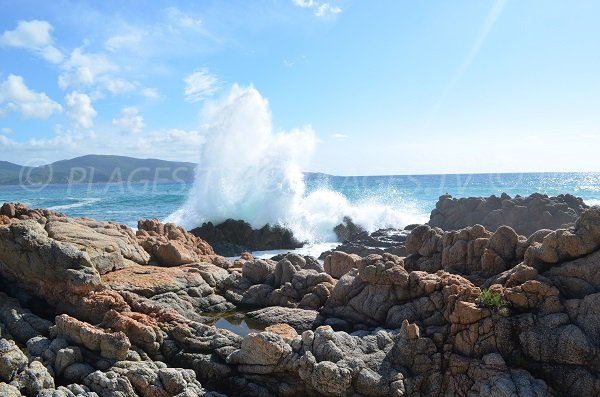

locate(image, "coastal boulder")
(324, 251), (360, 279)
(0, 220), (102, 302)
(428, 193), (588, 236)
(190, 219), (303, 257)
(137, 219), (216, 266)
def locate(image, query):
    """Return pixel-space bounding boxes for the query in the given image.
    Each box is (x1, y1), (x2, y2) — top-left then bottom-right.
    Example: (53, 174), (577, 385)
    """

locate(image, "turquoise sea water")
(1, 172), (599, 231)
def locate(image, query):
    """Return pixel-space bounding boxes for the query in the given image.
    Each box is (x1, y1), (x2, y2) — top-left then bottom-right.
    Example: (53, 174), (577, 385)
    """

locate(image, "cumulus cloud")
(113, 107), (145, 135)
(0, 19), (63, 63)
(0, 74), (62, 119)
(292, 0), (342, 17)
(65, 91), (97, 129)
(0, 126), (207, 164)
(58, 48), (118, 90)
(184, 68), (221, 103)
(102, 77), (137, 95)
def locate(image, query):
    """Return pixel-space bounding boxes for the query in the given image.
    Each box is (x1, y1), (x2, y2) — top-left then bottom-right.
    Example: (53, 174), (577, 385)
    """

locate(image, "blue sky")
(0, 0), (599, 175)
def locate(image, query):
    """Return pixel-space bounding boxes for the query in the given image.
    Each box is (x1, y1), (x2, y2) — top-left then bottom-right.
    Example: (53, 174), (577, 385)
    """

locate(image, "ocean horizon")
(2, 171), (599, 242)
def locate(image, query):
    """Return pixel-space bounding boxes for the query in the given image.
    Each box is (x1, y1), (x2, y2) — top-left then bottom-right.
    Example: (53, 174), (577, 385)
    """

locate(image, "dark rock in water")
(428, 192), (588, 237)
(319, 227), (410, 259)
(191, 219), (304, 257)
(333, 216), (365, 242)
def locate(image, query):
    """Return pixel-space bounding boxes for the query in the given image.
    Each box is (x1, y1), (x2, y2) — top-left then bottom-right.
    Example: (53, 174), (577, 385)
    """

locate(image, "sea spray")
(167, 84), (428, 242)
(167, 84), (315, 230)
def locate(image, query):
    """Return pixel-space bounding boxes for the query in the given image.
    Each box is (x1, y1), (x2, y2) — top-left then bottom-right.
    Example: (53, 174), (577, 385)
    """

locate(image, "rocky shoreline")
(0, 193), (599, 396)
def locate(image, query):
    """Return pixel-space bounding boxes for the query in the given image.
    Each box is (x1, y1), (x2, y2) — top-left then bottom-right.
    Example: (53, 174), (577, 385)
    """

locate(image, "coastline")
(1, 192), (598, 395)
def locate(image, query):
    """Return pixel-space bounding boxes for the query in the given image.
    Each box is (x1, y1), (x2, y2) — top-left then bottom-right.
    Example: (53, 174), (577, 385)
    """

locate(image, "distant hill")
(0, 155), (197, 185)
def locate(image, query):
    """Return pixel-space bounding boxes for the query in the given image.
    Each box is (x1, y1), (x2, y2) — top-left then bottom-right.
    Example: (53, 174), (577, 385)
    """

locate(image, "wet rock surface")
(190, 219), (304, 257)
(319, 227), (411, 259)
(1, 201), (600, 396)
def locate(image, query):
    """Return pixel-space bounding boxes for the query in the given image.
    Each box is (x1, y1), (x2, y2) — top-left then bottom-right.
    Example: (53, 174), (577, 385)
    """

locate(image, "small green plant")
(478, 289), (506, 308)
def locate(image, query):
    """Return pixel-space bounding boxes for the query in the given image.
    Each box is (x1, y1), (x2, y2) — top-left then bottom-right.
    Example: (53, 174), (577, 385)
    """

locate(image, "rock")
(524, 207), (600, 270)
(242, 259), (276, 284)
(190, 219), (303, 257)
(0, 293), (53, 344)
(52, 314), (131, 361)
(0, 339), (28, 382)
(55, 346), (83, 376)
(0, 221), (102, 304)
(226, 332), (293, 369)
(247, 307), (319, 332)
(0, 202), (63, 222)
(26, 336), (52, 357)
(404, 223), (525, 277)
(324, 251), (360, 279)
(333, 216), (365, 242)
(63, 363), (95, 383)
(319, 227), (410, 259)
(265, 324), (298, 342)
(13, 360), (55, 395)
(137, 219), (217, 266)
(84, 370), (137, 396)
(45, 216), (151, 272)
(226, 253), (335, 311)
(2, 202), (600, 396)
(429, 193), (588, 237)
(0, 383), (21, 396)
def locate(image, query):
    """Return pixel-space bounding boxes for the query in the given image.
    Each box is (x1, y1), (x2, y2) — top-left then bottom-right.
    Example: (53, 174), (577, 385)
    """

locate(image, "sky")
(0, 0), (599, 175)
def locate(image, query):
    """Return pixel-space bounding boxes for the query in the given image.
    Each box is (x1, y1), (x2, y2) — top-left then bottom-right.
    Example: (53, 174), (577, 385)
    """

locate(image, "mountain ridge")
(0, 154), (197, 185)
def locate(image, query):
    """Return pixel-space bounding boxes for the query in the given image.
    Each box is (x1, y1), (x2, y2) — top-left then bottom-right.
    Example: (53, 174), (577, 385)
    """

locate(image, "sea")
(1, 172), (599, 250)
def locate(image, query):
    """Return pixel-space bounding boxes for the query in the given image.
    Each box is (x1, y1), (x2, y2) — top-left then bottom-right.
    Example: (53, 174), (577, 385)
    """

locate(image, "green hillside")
(0, 155), (197, 185)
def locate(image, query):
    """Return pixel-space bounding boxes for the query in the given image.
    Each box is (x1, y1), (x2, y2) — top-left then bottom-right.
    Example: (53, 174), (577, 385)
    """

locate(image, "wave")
(167, 85), (428, 243)
(585, 199), (600, 207)
(49, 197), (102, 211)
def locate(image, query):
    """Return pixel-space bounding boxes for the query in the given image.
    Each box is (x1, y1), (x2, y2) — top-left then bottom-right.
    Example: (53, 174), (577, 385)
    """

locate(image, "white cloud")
(292, 0), (342, 17)
(113, 107), (145, 135)
(144, 129), (205, 145)
(0, 134), (16, 147)
(65, 91), (97, 129)
(1, 127), (13, 134)
(58, 48), (118, 90)
(104, 31), (144, 51)
(331, 133), (348, 140)
(102, 77), (137, 94)
(184, 68), (221, 103)
(315, 3), (342, 17)
(165, 7), (203, 30)
(141, 88), (159, 99)
(0, 20), (63, 63)
(0, 74), (62, 119)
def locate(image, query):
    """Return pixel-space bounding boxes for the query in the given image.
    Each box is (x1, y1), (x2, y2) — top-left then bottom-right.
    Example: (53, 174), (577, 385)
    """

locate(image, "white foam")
(49, 197), (101, 211)
(585, 199), (600, 207)
(167, 84), (428, 243)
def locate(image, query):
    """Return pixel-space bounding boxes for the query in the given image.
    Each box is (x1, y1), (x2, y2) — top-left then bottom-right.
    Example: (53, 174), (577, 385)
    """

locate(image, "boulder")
(190, 219), (303, 257)
(0, 339), (28, 382)
(52, 314), (131, 360)
(137, 219), (217, 266)
(324, 251), (360, 279)
(428, 193), (588, 237)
